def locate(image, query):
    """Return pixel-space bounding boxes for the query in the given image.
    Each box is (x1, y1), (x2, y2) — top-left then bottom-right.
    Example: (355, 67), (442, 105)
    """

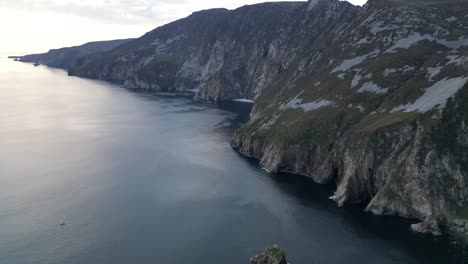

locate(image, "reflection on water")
(0, 58), (466, 264)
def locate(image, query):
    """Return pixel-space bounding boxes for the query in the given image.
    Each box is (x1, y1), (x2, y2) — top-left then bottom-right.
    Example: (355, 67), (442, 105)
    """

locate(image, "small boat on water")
(33, 63), (40, 67)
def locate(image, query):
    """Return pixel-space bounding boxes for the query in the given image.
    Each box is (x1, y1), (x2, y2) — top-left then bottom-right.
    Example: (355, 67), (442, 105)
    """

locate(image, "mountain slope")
(19, 39), (134, 69)
(232, 0), (468, 230)
(67, 1), (358, 100)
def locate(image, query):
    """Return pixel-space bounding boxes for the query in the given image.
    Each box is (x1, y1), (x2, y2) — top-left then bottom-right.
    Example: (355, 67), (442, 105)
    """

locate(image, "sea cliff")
(18, 0), (468, 235)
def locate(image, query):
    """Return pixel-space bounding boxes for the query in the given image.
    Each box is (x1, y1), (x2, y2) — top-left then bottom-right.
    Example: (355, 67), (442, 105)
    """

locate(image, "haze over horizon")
(0, 0), (367, 56)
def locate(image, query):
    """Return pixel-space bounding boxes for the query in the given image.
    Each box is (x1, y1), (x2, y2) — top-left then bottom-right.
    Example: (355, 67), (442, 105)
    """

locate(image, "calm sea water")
(0, 58), (466, 264)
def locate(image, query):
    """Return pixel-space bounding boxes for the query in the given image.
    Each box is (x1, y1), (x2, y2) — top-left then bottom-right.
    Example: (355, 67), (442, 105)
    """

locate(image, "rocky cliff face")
(65, 1), (358, 100)
(231, 0), (468, 230)
(20, 0), (468, 232)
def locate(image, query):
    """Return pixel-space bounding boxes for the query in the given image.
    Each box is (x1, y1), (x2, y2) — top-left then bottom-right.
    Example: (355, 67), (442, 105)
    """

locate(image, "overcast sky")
(0, 0), (367, 56)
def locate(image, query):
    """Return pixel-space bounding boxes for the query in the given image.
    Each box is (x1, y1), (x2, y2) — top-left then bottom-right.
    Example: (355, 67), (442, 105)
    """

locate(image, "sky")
(0, 0), (367, 56)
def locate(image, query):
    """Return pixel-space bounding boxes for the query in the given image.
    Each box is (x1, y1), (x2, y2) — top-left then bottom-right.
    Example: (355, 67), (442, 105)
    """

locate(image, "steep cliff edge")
(64, 1), (357, 101)
(18, 0), (468, 232)
(232, 0), (468, 229)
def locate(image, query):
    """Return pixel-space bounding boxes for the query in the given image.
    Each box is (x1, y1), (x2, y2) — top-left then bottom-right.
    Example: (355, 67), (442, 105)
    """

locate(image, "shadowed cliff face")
(19, 0), (468, 231)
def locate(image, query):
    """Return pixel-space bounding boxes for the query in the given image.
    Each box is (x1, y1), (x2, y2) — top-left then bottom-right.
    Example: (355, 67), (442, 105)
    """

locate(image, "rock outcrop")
(250, 245), (287, 264)
(411, 217), (442, 236)
(448, 219), (468, 236)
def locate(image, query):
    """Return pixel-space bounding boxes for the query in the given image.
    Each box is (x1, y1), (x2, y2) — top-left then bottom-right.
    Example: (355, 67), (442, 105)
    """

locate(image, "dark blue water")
(0, 58), (466, 264)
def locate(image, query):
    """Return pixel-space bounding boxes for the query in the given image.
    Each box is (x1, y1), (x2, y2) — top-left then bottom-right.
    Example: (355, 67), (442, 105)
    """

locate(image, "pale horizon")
(0, 0), (367, 56)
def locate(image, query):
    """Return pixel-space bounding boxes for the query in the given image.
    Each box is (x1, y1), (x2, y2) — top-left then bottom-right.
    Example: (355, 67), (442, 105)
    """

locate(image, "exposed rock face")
(250, 246), (287, 264)
(411, 217), (442, 236)
(19, 0), (468, 233)
(19, 39), (133, 70)
(448, 219), (468, 236)
(64, 0), (358, 100)
(231, 0), (468, 231)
